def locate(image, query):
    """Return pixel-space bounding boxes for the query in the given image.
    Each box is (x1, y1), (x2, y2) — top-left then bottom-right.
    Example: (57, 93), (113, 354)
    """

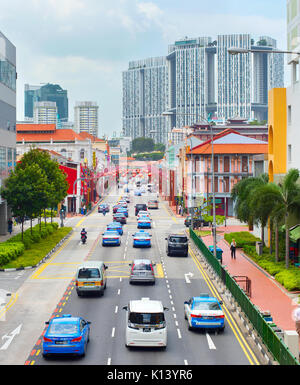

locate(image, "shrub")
(275, 270), (300, 291)
(224, 232), (260, 248)
(0, 242), (25, 266)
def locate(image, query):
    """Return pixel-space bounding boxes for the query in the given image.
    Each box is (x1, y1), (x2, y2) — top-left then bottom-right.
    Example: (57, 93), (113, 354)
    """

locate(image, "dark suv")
(135, 203), (147, 216)
(166, 234), (188, 257)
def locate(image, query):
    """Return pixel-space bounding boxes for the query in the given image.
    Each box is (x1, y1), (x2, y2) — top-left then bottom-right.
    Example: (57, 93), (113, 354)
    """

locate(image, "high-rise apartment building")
(122, 34), (284, 143)
(25, 83), (68, 122)
(217, 34), (284, 122)
(167, 37), (216, 129)
(122, 57), (169, 144)
(33, 101), (58, 125)
(0, 30), (16, 235)
(286, 0), (300, 170)
(74, 101), (99, 138)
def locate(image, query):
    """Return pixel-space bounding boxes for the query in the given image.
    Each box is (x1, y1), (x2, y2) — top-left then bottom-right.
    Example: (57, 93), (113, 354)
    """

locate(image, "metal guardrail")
(189, 228), (299, 366)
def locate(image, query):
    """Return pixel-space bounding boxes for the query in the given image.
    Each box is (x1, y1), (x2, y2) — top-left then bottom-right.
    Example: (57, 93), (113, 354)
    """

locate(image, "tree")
(19, 149), (69, 223)
(132, 137), (155, 153)
(231, 174), (269, 240)
(253, 169), (300, 269)
(1, 164), (49, 239)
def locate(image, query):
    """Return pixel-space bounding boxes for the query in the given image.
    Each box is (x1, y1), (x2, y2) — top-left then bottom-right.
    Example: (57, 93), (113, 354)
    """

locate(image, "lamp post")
(161, 111), (217, 257)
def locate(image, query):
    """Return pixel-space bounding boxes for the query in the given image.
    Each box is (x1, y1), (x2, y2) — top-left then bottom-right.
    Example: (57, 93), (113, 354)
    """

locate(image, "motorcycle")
(81, 232), (87, 244)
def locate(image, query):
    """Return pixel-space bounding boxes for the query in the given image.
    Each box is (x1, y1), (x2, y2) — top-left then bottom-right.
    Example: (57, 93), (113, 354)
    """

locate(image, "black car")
(184, 216), (210, 228)
(135, 203), (147, 216)
(98, 204), (109, 213)
(166, 234), (188, 257)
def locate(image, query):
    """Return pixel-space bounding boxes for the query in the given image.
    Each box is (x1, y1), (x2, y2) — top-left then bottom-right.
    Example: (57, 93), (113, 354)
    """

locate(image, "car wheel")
(42, 353), (49, 359)
(188, 321), (193, 331)
(218, 326), (225, 333)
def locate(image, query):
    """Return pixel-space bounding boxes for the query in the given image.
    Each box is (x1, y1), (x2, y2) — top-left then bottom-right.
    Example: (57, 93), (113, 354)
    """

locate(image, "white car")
(137, 211), (150, 219)
(123, 298), (168, 348)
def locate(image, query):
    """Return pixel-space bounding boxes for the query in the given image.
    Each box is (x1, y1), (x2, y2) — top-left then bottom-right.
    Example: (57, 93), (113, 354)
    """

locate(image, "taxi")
(184, 294), (225, 332)
(102, 230), (121, 246)
(133, 230), (152, 247)
(106, 222), (123, 235)
(137, 217), (152, 229)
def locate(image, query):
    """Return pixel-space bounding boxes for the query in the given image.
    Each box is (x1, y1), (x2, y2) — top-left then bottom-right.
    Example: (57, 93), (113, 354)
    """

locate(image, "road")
(0, 187), (264, 366)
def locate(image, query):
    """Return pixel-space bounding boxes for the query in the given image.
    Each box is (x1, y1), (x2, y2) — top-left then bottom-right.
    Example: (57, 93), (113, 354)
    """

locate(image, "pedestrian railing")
(189, 228), (299, 366)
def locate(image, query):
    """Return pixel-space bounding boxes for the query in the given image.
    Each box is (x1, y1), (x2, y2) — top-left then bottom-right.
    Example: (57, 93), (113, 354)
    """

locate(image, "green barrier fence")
(189, 228), (299, 366)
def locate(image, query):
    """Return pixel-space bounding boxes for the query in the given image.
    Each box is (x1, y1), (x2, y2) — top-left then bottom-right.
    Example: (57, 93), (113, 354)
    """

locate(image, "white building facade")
(74, 101), (99, 138)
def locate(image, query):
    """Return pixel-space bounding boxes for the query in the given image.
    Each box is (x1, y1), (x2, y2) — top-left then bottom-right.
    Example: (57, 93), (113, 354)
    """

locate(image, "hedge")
(0, 242), (25, 266)
(0, 222), (61, 267)
(224, 231), (260, 248)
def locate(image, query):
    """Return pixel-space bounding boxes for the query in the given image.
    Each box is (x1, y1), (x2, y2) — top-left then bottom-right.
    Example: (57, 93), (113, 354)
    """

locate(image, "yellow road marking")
(189, 247), (260, 365)
(0, 293), (18, 320)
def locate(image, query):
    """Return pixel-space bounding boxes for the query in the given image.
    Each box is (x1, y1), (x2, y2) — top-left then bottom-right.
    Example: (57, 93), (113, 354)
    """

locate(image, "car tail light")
(214, 315), (224, 319)
(71, 336), (82, 342)
(131, 264), (135, 271)
(191, 314), (202, 318)
(43, 336), (53, 342)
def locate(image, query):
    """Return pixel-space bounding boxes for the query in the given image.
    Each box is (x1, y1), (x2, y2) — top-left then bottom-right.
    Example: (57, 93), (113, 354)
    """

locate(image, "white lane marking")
(111, 328), (115, 337)
(170, 300), (174, 305)
(115, 306), (118, 314)
(177, 329), (182, 339)
(184, 360), (188, 365)
(107, 357), (112, 365)
(169, 295), (172, 300)
(184, 272), (194, 284)
(0, 324), (22, 350)
(120, 278), (122, 282)
(117, 289), (121, 295)
(172, 307), (175, 312)
(173, 314), (177, 319)
(206, 333), (216, 350)
(175, 321), (179, 327)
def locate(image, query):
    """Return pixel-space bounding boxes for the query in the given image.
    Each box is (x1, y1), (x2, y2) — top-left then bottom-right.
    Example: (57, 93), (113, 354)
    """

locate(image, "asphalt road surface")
(0, 186), (264, 366)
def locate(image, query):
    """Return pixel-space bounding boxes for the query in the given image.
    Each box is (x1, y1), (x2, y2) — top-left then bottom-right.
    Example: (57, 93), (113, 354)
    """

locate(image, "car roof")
(129, 298), (164, 313)
(77, 261), (105, 270)
(107, 222), (120, 226)
(192, 296), (219, 303)
(135, 230), (150, 235)
(50, 315), (79, 324)
(169, 233), (187, 237)
(133, 258), (152, 263)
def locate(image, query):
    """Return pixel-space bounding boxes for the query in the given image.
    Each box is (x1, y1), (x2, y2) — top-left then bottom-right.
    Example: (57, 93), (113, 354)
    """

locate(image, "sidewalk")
(200, 226), (299, 334)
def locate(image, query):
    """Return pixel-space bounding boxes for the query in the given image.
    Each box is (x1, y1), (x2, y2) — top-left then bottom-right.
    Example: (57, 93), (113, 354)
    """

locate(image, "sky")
(0, 0), (287, 137)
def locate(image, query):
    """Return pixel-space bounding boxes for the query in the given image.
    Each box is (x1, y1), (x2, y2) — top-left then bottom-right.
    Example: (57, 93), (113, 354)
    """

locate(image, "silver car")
(129, 259), (156, 285)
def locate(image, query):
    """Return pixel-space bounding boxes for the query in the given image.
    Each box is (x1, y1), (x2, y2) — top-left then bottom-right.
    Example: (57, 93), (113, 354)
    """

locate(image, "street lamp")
(162, 111), (217, 258)
(228, 47), (300, 64)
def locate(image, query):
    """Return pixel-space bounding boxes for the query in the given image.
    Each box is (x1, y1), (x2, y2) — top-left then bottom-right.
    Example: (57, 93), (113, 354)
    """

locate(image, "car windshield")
(49, 323), (78, 335)
(78, 268), (100, 279)
(192, 302), (221, 311)
(104, 231), (119, 236)
(169, 236), (187, 243)
(133, 263), (152, 271)
(135, 233), (148, 237)
(129, 312), (165, 325)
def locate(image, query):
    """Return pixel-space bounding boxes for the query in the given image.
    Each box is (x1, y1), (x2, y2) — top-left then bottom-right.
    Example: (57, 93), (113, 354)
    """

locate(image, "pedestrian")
(7, 218), (13, 235)
(230, 239), (237, 259)
(292, 304), (300, 337)
(178, 204), (182, 216)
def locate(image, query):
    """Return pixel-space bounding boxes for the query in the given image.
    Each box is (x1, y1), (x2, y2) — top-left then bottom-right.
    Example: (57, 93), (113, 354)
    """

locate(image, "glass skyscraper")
(0, 30), (16, 235)
(24, 83), (68, 122)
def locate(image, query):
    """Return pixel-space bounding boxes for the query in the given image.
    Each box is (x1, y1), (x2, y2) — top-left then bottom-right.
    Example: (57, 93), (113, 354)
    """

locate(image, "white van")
(75, 261), (108, 297)
(123, 298), (168, 348)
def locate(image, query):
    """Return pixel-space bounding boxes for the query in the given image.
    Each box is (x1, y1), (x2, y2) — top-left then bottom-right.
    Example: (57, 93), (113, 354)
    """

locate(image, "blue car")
(184, 295), (225, 332)
(42, 314), (91, 358)
(134, 189), (142, 196)
(102, 230), (121, 246)
(137, 217), (151, 229)
(116, 207), (128, 217)
(133, 230), (152, 248)
(107, 222), (123, 235)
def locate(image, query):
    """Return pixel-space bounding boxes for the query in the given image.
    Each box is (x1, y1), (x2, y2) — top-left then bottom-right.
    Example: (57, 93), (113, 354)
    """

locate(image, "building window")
(288, 144), (292, 162)
(293, 61), (299, 83)
(80, 149), (85, 159)
(242, 156), (248, 173)
(288, 105), (292, 125)
(214, 156), (218, 172)
(224, 176), (230, 193)
(224, 156), (230, 172)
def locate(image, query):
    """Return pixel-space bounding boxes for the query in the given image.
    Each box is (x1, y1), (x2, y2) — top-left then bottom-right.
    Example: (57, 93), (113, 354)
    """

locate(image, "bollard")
(284, 331), (299, 360)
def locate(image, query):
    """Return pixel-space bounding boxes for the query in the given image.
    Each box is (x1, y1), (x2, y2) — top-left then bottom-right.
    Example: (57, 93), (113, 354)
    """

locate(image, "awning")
(290, 225), (300, 243)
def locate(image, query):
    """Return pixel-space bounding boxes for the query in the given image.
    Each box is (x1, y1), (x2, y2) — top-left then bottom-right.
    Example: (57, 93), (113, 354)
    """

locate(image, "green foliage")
(224, 231), (260, 248)
(134, 152), (164, 161)
(0, 224), (72, 269)
(132, 137), (155, 153)
(203, 215), (225, 225)
(0, 243), (25, 266)
(275, 270), (300, 291)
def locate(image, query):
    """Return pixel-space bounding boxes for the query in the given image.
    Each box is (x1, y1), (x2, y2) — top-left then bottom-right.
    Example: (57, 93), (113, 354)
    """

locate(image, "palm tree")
(254, 169), (300, 269)
(231, 173), (269, 239)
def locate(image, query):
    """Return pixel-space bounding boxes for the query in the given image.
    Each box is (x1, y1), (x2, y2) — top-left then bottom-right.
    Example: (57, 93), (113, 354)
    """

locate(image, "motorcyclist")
(81, 228), (87, 243)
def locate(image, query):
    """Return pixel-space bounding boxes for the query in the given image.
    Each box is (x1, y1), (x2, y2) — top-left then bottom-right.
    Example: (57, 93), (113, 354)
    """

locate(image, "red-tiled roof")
(78, 132), (105, 142)
(17, 124), (56, 132)
(17, 128), (86, 143)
